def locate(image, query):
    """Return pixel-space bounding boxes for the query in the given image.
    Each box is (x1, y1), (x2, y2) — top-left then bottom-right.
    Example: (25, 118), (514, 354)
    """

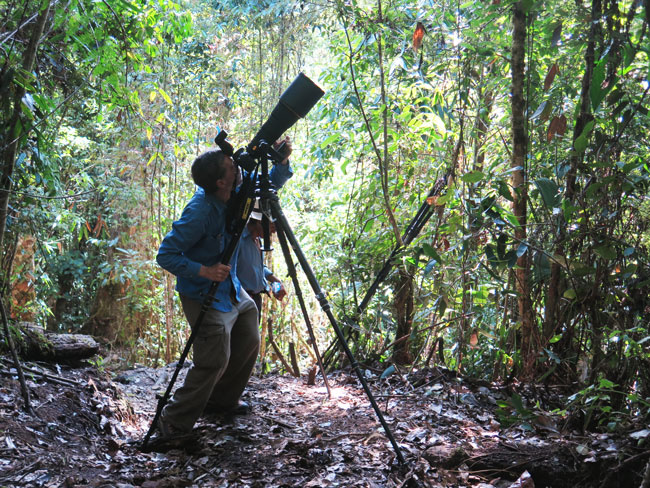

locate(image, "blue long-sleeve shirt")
(269, 161), (293, 189)
(237, 228), (273, 294)
(237, 162), (293, 293)
(157, 187), (241, 312)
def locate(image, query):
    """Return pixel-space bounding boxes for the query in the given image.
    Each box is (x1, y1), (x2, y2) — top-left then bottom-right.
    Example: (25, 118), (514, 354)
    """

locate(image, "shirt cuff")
(189, 261), (202, 277)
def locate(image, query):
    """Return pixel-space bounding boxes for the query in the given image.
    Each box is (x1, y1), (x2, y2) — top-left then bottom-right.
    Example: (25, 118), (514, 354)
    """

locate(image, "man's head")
(247, 218), (264, 239)
(247, 212), (276, 239)
(191, 150), (236, 201)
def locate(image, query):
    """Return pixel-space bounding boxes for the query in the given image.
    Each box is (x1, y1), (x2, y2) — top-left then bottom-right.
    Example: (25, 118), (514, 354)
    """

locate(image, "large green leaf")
(591, 55), (617, 111)
(534, 178), (560, 208)
(461, 170), (485, 184)
(595, 245), (617, 260)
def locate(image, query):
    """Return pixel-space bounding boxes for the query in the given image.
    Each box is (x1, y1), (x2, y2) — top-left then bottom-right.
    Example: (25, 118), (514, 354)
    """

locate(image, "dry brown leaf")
(544, 63), (559, 91)
(413, 22), (426, 52)
(469, 331), (479, 348)
(547, 114), (567, 142)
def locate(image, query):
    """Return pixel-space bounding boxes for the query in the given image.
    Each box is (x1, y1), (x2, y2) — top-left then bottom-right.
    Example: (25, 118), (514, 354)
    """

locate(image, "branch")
(0, 296), (31, 413)
(341, 13), (403, 247)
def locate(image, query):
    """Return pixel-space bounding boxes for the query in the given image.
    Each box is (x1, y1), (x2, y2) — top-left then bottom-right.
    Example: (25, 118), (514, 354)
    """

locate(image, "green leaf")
(599, 378), (616, 389)
(574, 133), (589, 153)
(564, 288), (577, 299)
(534, 178), (559, 207)
(461, 170), (485, 184)
(504, 213), (521, 228)
(320, 133), (340, 148)
(623, 43), (636, 68)
(422, 243), (442, 263)
(158, 87), (173, 105)
(436, 192), (452, 205)
(591, 57), (617, 111)
(511, 393), (525, 413)
(497, 180), (514, 201)
(573, 121), (594, 154)
(506, 250), (518, 268)
(591, 56), (607, 110)
(112, 0), (143, 14)
(595, 245), (617, 260)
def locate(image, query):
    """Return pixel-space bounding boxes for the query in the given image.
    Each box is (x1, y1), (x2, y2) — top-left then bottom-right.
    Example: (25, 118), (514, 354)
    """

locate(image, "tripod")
(255, 151), (407, 466)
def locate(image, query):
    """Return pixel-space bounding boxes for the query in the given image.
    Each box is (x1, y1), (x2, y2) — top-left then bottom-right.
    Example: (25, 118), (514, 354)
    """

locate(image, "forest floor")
(0, 354), (648, 488)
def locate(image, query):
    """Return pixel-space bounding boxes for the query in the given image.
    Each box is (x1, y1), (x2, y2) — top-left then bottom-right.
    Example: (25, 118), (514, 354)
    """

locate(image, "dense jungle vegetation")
(1, 0), (649, 433)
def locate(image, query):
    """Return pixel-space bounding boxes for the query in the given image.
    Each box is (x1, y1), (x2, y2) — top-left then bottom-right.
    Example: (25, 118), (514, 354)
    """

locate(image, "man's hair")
(191, 150), (227, 193)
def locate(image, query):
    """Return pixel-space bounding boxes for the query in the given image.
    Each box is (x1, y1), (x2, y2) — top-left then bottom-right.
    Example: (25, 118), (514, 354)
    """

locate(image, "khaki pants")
(161, 290), (259, 432)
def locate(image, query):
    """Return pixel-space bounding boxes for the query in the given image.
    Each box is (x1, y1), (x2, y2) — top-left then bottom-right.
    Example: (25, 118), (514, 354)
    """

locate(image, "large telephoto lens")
(248, 73), (324, 155)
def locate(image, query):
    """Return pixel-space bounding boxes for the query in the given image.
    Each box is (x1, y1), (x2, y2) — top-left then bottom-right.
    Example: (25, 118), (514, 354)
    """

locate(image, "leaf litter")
(0, 356), (647, 487)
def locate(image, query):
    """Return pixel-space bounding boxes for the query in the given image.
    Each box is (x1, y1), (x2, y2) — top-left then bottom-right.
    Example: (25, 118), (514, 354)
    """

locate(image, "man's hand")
(198, 263), (231, 282)
(271, 280), (287, 300)
(274, 136), (292, 165)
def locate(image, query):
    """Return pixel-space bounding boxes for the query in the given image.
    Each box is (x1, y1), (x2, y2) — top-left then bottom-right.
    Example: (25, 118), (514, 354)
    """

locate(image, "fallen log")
(10, 322), (99, 361)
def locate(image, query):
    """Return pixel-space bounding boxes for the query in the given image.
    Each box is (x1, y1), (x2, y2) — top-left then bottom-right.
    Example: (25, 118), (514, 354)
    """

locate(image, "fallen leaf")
(510, 470), (535, 487)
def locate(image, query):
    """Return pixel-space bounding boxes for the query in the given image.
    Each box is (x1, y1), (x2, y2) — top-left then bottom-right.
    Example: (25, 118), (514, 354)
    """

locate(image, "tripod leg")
(267, 196), (407, 466)
(141, 297), (210, 450)
(273, 219), (332, 398)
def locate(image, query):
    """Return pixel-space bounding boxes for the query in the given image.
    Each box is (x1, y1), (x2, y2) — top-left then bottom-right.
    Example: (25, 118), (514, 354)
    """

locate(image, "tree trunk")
(393, 267), (414, 365)
(9, 236), (36, 321)
(544, 0), (600, 340)
(0, 2), (51, 250)
(510, 1), (538, 376)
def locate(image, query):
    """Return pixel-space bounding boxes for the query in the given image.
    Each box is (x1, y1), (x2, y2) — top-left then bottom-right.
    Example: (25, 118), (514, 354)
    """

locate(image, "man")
(156, 149), (259, 436)
(237, 137), (293, 317)
(237, 212), (287, 317)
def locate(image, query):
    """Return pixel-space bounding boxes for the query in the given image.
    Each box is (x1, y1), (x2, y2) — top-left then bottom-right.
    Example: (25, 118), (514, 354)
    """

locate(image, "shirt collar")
(197, 186), (227, 211)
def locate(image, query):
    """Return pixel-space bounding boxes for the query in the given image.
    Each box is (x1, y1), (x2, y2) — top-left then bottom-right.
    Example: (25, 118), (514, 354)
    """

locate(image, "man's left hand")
(271, 281), (287, 300)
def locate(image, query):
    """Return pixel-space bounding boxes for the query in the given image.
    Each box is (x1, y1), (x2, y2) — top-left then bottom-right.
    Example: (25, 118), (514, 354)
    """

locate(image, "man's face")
(247, 219), (276, 239)
(247, 219), (263, 239)
(218, 156), (237, 194)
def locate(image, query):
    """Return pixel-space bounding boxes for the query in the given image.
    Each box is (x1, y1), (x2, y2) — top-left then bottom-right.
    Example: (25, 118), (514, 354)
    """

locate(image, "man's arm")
(157, 197), (230, 281)
(270, 137), (293, 189)
(157, 209), (204, 278)
(265, 267), (287, 300)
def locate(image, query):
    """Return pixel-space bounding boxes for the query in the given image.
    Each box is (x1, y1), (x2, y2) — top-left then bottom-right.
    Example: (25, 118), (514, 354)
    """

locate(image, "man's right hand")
(198, 263), (231, 282)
